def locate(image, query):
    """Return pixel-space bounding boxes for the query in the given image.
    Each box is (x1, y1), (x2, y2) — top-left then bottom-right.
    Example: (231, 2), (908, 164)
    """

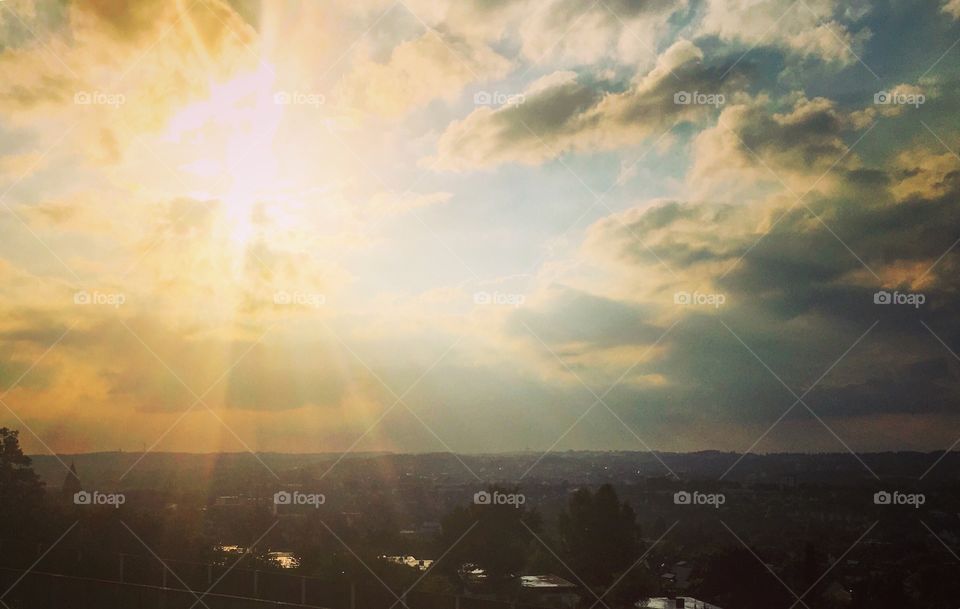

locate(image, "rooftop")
(636, 597), (723, 609)
(520, 575), (577, 589)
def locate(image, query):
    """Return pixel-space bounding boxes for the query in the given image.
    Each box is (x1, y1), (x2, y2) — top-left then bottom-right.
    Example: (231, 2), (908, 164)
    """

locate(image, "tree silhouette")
(697, 547), (793, 609)
(0, 428), (47, 556)
(440, 485), (541, 581)
(558, 484), (640, 587)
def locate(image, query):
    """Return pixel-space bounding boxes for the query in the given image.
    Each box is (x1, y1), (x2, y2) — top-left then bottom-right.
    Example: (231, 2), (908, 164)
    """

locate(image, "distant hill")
(28, 449), (960, 493)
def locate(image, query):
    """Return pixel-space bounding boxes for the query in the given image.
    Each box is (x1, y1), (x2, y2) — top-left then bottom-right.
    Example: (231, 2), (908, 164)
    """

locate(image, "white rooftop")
(636, 597), (723, 609)
(520, 575), (577, 589)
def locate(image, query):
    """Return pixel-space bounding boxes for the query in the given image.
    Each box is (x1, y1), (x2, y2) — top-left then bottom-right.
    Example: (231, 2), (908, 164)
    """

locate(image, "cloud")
(399, 0), (687, 67)
(518, 0), (687, 65)
(698, 0), (871, 64)
(431, 40), (748, 170)
(0, 0), (261, 172)
(587, 140), (960, 310)
(336, 32), (511, 117)
(889, 145), (960, 202)
(400, 0), (530, 41)
(0, 45), (77, 113)
(507, 285), (665, 351)
(687, 95), (872, 198)
(0, 151), (47, 179)
(77, 0), (170, 42)
(943, 0), (960, 18)
(584, 198), (743, 275)
(495, 102), (960, 445)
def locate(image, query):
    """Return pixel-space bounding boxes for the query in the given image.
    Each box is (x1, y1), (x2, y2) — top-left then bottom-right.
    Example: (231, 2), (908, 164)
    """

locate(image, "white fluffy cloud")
(698, 0), (872, 64)
(518, 0), (688, 66)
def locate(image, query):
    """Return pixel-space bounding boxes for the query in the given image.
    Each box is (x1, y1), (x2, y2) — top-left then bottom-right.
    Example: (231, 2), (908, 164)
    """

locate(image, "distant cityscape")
(1, 443), (957, 608)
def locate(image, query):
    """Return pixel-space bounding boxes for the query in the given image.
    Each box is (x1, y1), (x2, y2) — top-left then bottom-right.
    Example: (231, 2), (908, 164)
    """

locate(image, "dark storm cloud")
(532, 98), (960, 431)
(803, 356), (960, 417)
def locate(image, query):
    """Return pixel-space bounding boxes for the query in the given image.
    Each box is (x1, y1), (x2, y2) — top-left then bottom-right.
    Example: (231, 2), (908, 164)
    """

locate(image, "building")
(659, 560), (693, 591)
(636, 597), (723, 609)
(381, 555), (435, 571)
(214, 496), (243, 507)
(456, 565), (580, 608)
(61, 461), (82, 502)
(519, 575), (580, 609)
(267, 551), (301, 569)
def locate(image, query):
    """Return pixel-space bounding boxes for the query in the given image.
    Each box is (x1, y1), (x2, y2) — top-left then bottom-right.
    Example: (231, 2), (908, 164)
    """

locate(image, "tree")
(0, 428), (47, 551)
(696, 548), (793, 609)
(797, 540), (828, 603)
(558, 484), (640, 587)
(0, 427), (45, 506)
(440, 485), (541, 581)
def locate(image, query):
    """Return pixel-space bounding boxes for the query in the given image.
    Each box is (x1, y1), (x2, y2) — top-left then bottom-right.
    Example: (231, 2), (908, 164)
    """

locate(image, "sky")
(0, 0), (959, 459)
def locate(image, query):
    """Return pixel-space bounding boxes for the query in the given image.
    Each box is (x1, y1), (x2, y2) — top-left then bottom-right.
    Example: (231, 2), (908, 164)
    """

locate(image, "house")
(458, 564), (488, 587)
(520, 575), (580, 609)
(381, 555), (435, 571)
(659, 560), (693, 591)
(636, 597), (723, 609)
(457, 566), (580, 608)
(267, 551), (301, 569)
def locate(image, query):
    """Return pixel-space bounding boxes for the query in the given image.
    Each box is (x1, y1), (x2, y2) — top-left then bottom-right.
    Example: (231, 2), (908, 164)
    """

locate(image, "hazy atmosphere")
(3, 2), (960, 609)
(1, 0), (958, 459)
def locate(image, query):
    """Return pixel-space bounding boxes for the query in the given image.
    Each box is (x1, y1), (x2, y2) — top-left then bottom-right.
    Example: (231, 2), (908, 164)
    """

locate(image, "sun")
(161, 62), (285, 254)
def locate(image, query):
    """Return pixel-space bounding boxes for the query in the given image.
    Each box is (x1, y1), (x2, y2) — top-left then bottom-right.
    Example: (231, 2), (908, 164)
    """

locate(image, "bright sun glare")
(162, 63), (287, 255)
